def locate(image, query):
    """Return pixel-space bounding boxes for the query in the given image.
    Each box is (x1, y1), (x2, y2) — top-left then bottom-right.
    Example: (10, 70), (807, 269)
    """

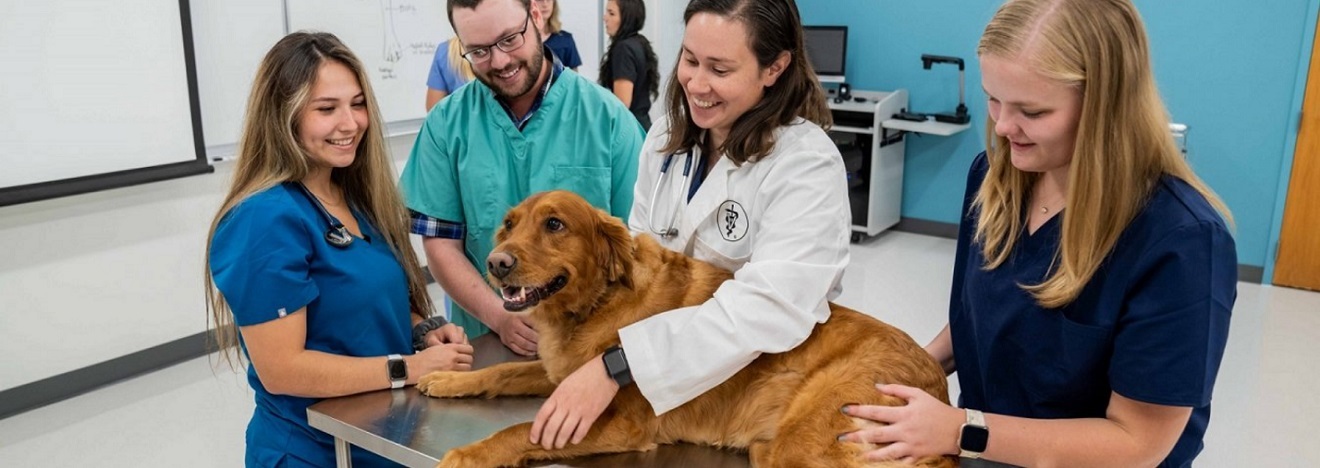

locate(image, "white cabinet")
(826, 89), (969, 242)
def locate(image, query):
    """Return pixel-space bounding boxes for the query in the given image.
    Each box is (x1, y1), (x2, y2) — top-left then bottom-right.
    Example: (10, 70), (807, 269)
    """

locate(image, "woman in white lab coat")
(528, 0), (851, 449)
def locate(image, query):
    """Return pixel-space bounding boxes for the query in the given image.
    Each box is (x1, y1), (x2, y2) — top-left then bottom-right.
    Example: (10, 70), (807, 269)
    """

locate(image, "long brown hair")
(974, 0), (1232, 308)
(658, 0), (831, 164)
(204, 32), (434, 366)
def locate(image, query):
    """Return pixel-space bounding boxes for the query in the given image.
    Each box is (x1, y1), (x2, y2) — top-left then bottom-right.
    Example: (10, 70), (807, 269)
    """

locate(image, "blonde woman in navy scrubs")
(205, 32), (474, 467)
(840, 1), (1237, 467)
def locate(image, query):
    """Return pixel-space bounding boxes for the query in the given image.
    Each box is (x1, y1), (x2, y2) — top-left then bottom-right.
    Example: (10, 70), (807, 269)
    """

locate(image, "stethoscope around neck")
(294, 182), (354, 248)
(647, 150), (696, 238)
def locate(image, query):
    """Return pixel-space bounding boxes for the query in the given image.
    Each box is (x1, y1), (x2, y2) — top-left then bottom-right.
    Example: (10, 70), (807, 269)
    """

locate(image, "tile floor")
(1, 231), (1316, 467)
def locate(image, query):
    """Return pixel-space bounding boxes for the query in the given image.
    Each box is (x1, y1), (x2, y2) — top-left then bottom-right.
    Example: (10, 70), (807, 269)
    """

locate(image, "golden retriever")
(417, 190), (956, 468)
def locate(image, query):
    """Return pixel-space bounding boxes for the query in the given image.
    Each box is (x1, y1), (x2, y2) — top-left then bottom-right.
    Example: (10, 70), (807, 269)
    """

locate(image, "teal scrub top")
(400, 69), (644, 337)
(210, 183), (411, 467)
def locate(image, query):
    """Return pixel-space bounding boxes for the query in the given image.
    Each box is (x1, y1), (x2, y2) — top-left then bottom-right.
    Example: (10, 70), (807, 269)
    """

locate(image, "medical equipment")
(921, 54), (971, 124)
(648, 151), (695, 238)
(294, 182), (354, 248)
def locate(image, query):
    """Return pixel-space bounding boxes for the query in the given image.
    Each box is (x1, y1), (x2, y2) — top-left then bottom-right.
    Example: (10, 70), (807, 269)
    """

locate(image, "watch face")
(604, 349), (628, 375)
(960, 425), (989, 453)
(388, 358), (408, 380)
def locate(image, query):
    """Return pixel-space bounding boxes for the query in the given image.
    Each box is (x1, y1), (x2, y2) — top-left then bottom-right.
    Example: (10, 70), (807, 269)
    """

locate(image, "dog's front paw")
(417, 371), (484, 398)
(437, 444), (510, 468)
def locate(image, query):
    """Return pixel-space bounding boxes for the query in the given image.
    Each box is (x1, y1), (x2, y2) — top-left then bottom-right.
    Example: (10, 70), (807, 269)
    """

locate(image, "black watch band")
(602, 345), (633, 387)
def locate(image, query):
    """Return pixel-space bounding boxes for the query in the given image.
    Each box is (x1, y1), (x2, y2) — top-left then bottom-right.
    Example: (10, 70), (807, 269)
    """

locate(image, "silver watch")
(958, 408), (990, 459)
(386, 354), (407, 389)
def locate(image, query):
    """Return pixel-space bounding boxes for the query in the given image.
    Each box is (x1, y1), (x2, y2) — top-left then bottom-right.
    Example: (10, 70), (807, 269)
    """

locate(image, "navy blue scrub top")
(949, 153), (1236, 468)
(210, 182), (412, 467)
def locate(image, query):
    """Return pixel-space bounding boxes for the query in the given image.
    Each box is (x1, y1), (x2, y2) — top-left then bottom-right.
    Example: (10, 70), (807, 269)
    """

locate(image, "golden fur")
(417, 190), (956, 468)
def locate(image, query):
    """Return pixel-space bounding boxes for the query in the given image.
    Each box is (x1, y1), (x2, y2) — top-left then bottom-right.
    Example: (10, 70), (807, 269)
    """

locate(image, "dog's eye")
(504, 219), (512, 231)
(545, 217), (564, 232)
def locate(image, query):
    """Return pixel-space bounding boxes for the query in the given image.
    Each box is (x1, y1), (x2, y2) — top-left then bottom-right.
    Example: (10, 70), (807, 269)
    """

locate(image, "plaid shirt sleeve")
(409, 210), (465, 239)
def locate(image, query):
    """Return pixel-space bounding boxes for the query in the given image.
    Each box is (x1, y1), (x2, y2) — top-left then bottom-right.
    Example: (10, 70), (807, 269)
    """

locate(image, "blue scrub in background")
(949, 153), (1236, 468)
(427, 39), (470, 95)
(544, 30), (581, 69)
(210, 182), (412, 468)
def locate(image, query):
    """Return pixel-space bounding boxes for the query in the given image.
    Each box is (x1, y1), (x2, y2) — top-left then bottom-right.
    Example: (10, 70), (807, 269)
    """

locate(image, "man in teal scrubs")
(400, 0), (643, 356)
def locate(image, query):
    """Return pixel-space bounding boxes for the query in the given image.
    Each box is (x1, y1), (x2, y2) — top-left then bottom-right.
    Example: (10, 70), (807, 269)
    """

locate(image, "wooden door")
(1275, 18), (1320, 291)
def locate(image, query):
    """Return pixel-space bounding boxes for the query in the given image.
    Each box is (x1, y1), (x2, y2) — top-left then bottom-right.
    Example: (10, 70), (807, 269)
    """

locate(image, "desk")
(307, 334), (750, 467)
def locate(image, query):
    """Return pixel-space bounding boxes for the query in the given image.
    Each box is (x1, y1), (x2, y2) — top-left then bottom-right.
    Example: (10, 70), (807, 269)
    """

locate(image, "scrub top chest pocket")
(544, 166), (613, 211)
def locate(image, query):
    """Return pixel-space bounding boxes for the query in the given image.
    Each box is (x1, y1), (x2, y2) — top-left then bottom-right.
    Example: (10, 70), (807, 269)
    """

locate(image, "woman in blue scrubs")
(839, 1), (1236, 467)
(204, 32), (475, 467)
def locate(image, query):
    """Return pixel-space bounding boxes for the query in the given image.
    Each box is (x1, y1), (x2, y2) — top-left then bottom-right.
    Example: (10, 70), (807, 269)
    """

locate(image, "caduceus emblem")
(718, 200), (748, 241)
(723, 206), (739, 236)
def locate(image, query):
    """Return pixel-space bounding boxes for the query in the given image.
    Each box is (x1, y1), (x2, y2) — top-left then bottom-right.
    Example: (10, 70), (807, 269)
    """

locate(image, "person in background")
(426, 38), (476, 111)
(525, 0), (853, 452)
(838, 1), (1237, 466)
(400, 0), (643, 356)
(205, 31), (473, 467)
(600, 0), (660, 131)
(534, 0), (581, 70)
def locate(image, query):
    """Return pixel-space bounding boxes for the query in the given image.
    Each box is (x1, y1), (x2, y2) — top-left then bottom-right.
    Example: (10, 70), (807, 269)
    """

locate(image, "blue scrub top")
(210, 183), (412, 468)
(545, 31), (582, 69)
(427, 39), (469, 94)
(949, 153), (1236, 468)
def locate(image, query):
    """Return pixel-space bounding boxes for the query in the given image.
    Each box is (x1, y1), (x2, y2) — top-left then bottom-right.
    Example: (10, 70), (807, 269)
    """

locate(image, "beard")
(475, 31), (546, 101)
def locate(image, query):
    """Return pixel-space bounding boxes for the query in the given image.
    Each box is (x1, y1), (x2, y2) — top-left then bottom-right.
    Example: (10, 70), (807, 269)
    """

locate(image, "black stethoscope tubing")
(293, 182), (354, 248)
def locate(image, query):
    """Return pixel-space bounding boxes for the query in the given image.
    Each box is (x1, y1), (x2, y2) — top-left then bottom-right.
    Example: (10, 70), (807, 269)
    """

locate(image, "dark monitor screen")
(803, 26), (847, 81)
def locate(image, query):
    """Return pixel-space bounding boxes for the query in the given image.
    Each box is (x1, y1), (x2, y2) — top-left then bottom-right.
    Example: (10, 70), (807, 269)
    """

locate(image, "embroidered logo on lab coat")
(719, 200), (748, 242)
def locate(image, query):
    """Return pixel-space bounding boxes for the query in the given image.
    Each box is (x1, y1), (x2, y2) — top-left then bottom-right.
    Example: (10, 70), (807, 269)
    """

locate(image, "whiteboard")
(190, 0), (286, 158)
(193, 0), (603, 158)
(0, 0), (207, 202)
(286, 0), (451, 135)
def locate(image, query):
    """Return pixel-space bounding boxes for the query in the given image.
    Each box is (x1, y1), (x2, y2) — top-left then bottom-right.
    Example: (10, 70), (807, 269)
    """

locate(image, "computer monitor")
(803, 26), (847, 83)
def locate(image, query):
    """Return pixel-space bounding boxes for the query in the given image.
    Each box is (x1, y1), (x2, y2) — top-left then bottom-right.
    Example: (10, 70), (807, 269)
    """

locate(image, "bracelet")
(411, 316), (450, 351)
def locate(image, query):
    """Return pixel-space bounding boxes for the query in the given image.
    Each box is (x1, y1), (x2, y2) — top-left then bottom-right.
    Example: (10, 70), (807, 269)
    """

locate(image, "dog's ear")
(595, 209), (635, 288)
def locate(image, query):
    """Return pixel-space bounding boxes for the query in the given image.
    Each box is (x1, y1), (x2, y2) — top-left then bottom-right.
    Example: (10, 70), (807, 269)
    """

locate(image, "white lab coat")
(619, 117), (852, 415)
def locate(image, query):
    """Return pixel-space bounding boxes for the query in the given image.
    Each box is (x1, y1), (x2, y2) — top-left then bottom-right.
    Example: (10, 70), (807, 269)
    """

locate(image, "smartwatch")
(958, 408), (990, 459)
(386, 354), (407, 389)
(602, 345), (633, 387)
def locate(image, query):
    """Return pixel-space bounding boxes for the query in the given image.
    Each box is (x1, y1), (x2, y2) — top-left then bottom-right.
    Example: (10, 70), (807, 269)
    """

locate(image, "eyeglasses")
(461, 13), (531, 65)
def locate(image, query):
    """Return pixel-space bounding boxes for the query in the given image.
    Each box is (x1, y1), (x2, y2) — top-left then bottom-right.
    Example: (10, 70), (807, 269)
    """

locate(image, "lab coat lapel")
(675, 155), (734, 250)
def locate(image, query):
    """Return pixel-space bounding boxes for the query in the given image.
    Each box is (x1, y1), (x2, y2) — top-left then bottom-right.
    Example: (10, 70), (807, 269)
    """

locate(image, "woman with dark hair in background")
(600, 0), (659, 130)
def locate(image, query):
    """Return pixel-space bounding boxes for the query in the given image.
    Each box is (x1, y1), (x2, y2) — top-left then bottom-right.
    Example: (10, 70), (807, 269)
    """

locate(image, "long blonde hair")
(546, 0), (563, 34)
(974, 0), (1232, 308)
(204, 32), (434, 366)
(445, 37), (475, 83)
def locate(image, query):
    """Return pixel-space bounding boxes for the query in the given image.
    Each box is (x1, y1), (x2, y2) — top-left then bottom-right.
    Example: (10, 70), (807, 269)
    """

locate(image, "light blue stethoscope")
(648, 150), (696, 238)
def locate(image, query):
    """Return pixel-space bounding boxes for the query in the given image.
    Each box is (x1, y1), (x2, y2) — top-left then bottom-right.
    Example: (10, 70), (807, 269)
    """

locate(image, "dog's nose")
(487, 251), (516, 279)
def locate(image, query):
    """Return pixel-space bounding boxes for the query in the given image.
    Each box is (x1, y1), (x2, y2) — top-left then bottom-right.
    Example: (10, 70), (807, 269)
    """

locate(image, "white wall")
(0, 137), (419, 392)
(643, 0), (684, 125)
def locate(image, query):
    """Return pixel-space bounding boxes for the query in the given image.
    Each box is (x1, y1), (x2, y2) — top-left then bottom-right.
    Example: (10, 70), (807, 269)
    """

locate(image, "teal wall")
(799, 0), (1317, 269)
